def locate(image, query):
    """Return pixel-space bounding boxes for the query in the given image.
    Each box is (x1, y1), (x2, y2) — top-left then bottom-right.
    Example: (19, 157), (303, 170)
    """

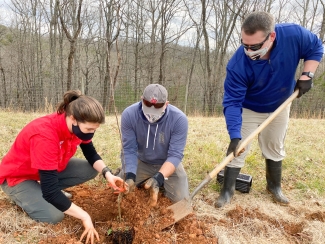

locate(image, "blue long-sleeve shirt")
(121, 102), (188, 175)
(223, 23), (324, 139)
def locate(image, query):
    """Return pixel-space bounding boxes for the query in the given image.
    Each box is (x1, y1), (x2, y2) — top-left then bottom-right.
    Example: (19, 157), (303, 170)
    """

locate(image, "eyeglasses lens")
(243, 44), (263, 51)
(241, 33), (270, 51)
(143, 99), (165, 109)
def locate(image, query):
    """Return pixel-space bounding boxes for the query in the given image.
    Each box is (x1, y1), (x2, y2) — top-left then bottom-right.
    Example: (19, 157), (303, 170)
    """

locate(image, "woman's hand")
(79, 215), (100, 244)
(64, 203), (99, 244)
(106, 173), (128, 193)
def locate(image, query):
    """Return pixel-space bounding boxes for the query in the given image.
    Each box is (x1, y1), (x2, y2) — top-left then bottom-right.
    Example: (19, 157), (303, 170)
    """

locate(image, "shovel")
(160, 90), (299, 229)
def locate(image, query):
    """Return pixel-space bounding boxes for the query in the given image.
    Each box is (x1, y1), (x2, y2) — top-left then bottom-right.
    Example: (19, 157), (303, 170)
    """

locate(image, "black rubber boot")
(215, 167), (241, 208)
(265, 159), (289, 205)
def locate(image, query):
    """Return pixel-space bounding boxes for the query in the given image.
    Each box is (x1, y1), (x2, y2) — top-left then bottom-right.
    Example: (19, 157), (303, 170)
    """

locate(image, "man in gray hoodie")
(120, 84), (189, 207)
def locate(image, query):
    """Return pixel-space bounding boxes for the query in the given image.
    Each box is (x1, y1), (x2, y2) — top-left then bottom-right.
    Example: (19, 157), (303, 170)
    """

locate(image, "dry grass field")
(0, 111), (325, 243)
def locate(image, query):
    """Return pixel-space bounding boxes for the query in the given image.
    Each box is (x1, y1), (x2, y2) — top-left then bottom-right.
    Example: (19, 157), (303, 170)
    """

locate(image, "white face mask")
(244, 46), (269, 60)
(142, 107), (165, 123)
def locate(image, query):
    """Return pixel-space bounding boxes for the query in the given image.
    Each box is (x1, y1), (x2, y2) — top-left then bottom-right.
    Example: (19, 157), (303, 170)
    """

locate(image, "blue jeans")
(1, 158), (97, 223)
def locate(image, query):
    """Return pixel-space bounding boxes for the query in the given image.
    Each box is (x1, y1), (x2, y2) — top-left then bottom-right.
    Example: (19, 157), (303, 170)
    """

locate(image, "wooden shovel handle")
(208, 89), (299, 179)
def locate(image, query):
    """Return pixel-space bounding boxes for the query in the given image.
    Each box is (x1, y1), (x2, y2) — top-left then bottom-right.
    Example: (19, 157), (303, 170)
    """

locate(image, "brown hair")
(241, 11), (275, 36)
(57, 90), (105, 124)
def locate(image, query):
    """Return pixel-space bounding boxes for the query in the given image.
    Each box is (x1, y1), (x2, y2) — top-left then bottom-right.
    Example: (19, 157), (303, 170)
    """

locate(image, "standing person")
(0, 90), (126, 244)
(120, 84), (189, 207)
(216, 11), (323, 208)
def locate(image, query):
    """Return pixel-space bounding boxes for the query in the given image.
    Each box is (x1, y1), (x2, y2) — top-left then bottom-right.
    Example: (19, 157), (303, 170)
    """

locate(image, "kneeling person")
(120, 84), (189, 206)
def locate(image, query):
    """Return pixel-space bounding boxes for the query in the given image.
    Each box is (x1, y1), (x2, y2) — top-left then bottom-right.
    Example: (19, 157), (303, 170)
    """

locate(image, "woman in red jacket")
(0, 90), (125, 244)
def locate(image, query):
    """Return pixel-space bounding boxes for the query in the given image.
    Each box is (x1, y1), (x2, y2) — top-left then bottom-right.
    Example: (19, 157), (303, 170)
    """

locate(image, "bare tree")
(158, 0), (188, 84)
(143, 1), (162, 83)
(7, 0), (47, 111)
(77, 2), (101, 96)
(0, 26), (8, 107)
(46, 0), (62, 103)
(99, 0), (122, 112)
(320, 0), (325, 40)
(57, 0), (83, 91)
(0, 60), (7, 108)
(125, 0), (148, 100)
(183, 0), (202, 114)
(210, 0), (248, 112)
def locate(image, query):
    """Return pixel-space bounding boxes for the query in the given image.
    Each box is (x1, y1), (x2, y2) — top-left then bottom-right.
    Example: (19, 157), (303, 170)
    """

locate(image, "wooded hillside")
(0, 0), (324, 117)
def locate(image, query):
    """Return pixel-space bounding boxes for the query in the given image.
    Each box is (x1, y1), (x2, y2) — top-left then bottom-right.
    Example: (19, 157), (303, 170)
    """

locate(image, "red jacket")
(0, 112), (84, 186)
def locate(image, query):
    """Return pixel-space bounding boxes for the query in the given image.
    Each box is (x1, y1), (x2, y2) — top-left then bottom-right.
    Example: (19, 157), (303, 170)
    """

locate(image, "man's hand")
(227, 138), (245, 157)
(124, 172), (136, 194)
(295, 78), (313, 98)
(125, 179), (135, 194)
(144, 172), (165, 207)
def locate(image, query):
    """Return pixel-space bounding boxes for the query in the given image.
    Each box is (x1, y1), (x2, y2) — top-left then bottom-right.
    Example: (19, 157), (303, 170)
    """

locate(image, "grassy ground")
(0, 111), (325, 243)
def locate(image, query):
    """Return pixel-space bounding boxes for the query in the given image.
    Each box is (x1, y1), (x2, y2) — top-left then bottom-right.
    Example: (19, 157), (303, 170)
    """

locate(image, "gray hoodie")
(121, 102), (188, 175)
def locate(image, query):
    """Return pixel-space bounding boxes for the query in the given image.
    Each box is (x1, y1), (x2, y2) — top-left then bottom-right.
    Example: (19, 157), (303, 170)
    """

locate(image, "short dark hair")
(57, 90), (105, 124)
(242, 11), (275, 36)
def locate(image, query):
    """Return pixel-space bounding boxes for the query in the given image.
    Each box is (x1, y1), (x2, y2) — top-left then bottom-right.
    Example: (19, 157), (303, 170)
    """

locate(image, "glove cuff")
(153, 172), (165, 187)
(297, 77), (313, 83)
(125, 172), (136, 182)
(231, 138), (241, 142)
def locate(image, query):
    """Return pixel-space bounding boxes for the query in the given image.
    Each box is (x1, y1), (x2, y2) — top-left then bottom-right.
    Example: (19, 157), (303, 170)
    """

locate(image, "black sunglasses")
(143, 99), (165, 109)
(241, 33), (270, 51)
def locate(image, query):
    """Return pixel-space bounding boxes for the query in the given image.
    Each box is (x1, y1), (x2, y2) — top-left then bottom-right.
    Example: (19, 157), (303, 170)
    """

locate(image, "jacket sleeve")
(223, 64), (247, 139)
(298, 25), (324, 62)
(39, 170), (71, 212)
(166, 114), (188, 168)
(79, 141), (102, 166)
(121, 109), (138, 175)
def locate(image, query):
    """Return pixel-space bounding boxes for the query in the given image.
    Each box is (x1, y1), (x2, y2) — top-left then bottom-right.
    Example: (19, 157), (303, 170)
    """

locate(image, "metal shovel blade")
(159, 176), (212, 230)
(159, 198), (193, 230)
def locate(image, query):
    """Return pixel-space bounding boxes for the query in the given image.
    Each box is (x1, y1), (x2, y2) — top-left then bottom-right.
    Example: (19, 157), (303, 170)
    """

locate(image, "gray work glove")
(144, 172), (164, 207)
(124, 173), (136, 194)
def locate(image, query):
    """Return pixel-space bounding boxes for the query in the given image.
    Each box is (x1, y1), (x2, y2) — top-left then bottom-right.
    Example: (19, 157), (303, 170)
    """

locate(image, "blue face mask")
(72, 124), (94, 141)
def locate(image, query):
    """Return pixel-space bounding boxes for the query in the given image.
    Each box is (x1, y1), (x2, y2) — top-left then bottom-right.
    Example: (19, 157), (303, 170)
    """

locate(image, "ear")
(69, 115), (77, 125)
(270, 31), (276, 41)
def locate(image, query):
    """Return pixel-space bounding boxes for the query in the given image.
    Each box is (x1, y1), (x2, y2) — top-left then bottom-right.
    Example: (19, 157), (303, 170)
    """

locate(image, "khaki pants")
(228, 105), (291, 168)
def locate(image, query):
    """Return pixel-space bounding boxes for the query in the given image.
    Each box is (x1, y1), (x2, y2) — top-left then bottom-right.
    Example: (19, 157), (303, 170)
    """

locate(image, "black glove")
(227, 138), (240, 156)
(294, 78), (313, 98)
(125, 172), (136, 194)
(144, 172), (164, 207)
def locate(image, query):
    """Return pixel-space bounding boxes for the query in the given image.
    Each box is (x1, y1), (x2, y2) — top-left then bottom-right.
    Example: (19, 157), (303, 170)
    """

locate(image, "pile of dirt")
(2, 180), (325, 243)
(37, 183), (217, 243)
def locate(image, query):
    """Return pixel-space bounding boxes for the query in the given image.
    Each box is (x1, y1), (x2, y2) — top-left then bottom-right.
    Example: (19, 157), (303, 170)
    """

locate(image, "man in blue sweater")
(216, 12), (324, 208)
(120, 84), (189, 207)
